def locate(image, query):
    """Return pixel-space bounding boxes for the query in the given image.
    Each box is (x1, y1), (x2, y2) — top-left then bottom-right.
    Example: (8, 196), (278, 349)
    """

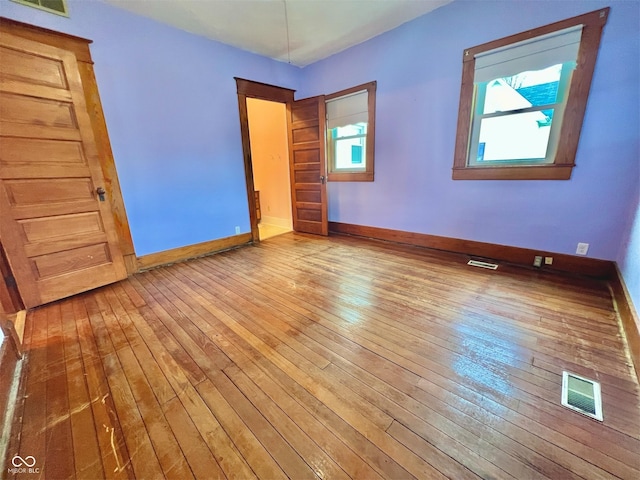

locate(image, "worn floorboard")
(6, 233), (640, 479)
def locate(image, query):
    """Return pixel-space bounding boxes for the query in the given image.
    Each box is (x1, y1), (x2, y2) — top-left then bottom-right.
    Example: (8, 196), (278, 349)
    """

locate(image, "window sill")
(452, 164), (574, 180)
(328, 172), (374, 182)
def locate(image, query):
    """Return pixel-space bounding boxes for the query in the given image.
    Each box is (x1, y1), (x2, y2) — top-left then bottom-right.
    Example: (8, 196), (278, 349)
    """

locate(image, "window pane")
(477, 110), (554, 162)
(482, 63), (562, 115)
(335, 136), (366, 170)
(40, 0), (65, 12)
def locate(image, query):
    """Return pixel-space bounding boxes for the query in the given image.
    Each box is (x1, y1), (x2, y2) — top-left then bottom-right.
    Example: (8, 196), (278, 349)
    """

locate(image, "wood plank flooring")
(6, 233), (640, 479)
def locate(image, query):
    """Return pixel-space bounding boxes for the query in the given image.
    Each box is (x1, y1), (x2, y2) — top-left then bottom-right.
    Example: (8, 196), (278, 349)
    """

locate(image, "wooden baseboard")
(137, 233), (252, 270)
(328, 222), (615, 278)
(610, 265), (640, 384)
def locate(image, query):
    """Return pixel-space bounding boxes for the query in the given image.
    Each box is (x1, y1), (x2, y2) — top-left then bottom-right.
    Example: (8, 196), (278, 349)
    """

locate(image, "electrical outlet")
(235, 226), (240, 235)
(576, 242), (589, 255)
(533, 256), (543, 267)
(544, 256), (553, 265)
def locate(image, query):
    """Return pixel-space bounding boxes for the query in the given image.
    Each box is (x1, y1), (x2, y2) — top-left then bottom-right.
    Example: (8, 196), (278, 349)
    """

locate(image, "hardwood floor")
(258, 223), (292, 241)
(6, 233), (640, 479)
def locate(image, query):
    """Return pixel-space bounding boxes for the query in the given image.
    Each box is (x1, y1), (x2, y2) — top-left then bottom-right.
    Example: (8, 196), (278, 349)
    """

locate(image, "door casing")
(235, 78), (329, 240)
(235, 78), (295, 242)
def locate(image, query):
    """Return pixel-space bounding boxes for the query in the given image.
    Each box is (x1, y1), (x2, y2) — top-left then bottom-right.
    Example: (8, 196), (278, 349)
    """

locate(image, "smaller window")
(326, 81), (376, 182)
(10, 0), (69, 17)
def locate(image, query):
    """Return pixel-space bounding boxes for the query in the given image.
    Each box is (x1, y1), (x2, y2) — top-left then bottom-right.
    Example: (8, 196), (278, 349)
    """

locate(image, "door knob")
(96, 187), (106, 202)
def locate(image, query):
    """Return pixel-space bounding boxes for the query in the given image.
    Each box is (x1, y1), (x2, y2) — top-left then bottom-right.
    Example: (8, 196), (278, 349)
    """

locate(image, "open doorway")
(236, 78), (328, 239)
(246, 98), (293, 240)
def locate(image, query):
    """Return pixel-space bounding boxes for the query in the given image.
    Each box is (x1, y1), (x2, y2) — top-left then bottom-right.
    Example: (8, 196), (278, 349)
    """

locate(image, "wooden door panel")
(19, 212), (104, 243)
(7, 176), (96, 220)
(294, 171), (321, 184)
(295, 189), (321, 203)
(24, 233), (108, 258)
(292, 148), (319, 164)
(0, 122), (82, 141)
(36, 263), (120, 306)
(287, 96), (328, 236)
(290, 103), (318, 122)
(0, 92), (78, 128)
(295, 221), (325, 236)
(292, 126), (319, 144)
(1, 137), (86, 169)
(31, 243), (111, 279)
(0, 31), (126, 308)
(0, 82), (73, 103)
(0, 44), (68, 88)
(297, 206), (322, 222)
(9, 202), (98, 221)
(5, 178), (93, 205)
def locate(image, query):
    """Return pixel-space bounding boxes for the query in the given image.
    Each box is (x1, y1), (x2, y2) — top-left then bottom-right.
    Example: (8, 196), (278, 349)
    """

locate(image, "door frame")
(235, 78), (295, 242)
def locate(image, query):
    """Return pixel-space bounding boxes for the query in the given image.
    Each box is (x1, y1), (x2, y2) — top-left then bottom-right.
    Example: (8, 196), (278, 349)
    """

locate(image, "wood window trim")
(452, 8), (609, 180)
(326, 81), (376, 182)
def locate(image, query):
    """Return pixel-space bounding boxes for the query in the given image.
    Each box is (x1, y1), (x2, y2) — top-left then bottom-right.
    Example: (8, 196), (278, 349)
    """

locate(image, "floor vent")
(467, 260), (498, 270)
(561, 372), (603, 421)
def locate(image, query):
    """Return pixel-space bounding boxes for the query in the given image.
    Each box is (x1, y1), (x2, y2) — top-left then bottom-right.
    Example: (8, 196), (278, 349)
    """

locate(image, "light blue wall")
(298, 0), (639, 262)
(2, 0), (638, 281)
(1, 0), (301, 255)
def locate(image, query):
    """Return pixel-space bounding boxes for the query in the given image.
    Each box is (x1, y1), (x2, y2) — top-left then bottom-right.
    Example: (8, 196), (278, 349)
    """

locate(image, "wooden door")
(287, 96), (328, 236)
(0, 32), (127, 308)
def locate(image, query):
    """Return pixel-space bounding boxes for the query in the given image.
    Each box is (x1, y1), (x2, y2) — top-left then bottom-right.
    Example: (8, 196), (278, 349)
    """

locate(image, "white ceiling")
(105, 0), (453, 67)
